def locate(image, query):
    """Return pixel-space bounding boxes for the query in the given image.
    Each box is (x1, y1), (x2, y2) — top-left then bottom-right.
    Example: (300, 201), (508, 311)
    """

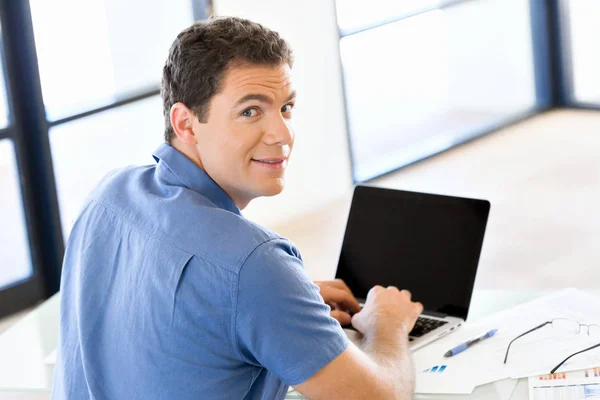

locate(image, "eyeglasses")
(504, 318), (600, 374)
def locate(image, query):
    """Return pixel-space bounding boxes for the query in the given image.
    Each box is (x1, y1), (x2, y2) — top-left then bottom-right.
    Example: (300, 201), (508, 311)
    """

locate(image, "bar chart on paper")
(423, 365), (447, 373)
(529, 367), (600, 399)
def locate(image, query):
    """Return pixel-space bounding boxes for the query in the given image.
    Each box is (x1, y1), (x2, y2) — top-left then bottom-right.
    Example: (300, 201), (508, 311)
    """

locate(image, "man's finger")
(322, 287), (361, 313)
(414, 301), (424, 315)
(316, 280), (356, 297)
(330, 310), (352, 326)
(367, 285), (384, 297)
(328, 279), (354, 294)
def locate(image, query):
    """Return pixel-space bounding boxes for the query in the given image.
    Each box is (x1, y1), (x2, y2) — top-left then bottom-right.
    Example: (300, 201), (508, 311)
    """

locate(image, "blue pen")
(443, 329), (498, 357)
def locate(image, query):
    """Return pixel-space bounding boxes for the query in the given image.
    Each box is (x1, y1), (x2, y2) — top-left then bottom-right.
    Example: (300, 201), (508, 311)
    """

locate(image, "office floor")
(0, 109), (598, 399)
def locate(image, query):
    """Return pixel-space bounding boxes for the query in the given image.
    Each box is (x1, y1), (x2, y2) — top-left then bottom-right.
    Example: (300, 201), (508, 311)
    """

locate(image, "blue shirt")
(52, 143), (348, 399)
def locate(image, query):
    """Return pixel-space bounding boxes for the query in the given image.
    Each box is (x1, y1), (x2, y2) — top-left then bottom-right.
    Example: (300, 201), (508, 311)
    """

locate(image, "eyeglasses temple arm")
(550, 342), (600, 374)
(504, 321), (551, 364)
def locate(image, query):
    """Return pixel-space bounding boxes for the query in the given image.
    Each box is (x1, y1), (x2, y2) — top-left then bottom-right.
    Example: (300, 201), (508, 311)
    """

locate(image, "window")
(0, 46), (8, 129)
(0, 0), (207, 318)
(29, 0), (194, 121)
(0, 140), (32, 289)
(562, 0), (600, 105)
(50, 96), (164, 238)
(335, 0), (443, 35)
(337, 0), (541, 181)
(1, 17), (37, 301)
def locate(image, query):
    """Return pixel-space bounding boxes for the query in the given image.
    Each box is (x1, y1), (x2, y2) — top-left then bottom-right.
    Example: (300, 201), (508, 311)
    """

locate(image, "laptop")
(335, 185), (490, 351)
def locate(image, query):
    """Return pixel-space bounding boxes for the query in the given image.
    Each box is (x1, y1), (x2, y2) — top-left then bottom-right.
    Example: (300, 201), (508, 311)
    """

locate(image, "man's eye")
(241, 108), (258, 117)
(281, 104), (294, 113)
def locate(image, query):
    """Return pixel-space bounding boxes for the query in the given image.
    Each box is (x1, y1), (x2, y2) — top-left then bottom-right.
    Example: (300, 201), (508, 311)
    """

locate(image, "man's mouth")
(251, 158), (287, 168)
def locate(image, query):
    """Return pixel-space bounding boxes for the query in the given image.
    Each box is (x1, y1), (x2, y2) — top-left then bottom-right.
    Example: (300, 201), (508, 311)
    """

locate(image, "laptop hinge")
(422, 310), (448, 318)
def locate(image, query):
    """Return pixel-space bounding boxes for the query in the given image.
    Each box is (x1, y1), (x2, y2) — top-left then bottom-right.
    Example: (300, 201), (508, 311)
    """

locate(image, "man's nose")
(264, 115), (293, 146)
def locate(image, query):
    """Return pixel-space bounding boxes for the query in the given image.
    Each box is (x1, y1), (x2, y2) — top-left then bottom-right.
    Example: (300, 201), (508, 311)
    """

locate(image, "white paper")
(412, 288), (600, 392)
(528, 366), (600, 399)
(43, 348), (57, 365)
(480, 378), (520, 400)
(416, 378), (519, 400)
(415, 371), (475, 394)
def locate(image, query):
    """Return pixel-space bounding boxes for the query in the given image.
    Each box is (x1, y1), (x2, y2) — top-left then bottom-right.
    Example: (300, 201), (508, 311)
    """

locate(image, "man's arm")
(294, 287), (422, 400)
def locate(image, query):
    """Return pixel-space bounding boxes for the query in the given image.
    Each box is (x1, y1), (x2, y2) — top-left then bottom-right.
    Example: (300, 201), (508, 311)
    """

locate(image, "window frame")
(0, 0), (210, 319)
(335, 0), (571, 182)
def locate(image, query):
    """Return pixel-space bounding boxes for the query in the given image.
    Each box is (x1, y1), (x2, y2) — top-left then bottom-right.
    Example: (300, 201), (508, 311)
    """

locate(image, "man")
(53, 16), (423, 399)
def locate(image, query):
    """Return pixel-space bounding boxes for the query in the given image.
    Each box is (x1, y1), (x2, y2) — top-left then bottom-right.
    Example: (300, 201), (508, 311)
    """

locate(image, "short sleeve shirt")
(52, 143), (348, 399)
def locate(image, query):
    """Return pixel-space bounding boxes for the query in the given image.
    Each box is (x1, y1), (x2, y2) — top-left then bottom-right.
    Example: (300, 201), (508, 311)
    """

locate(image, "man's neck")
(169, 140), (250, 210)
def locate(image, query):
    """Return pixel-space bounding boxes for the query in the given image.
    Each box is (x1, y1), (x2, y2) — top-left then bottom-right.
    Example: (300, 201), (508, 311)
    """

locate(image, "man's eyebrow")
(284, 90), (297, 103)
(233, 91), (297, 108)
(233, 93), (273, 108)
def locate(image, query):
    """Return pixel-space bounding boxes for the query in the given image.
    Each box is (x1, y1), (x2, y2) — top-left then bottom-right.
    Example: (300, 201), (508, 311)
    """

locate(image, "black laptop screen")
(335, 185), (490, 320)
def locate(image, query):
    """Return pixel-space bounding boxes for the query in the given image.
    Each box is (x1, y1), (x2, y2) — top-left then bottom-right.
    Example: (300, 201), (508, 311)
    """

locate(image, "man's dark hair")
(161, 16), (294, 143)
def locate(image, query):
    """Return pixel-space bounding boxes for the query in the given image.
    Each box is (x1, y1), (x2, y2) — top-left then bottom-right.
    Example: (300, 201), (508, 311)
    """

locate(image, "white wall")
(213, 0), (354, 229)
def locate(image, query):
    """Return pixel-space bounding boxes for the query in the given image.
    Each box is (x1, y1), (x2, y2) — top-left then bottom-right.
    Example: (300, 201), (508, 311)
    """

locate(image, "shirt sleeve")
(234, 238), (349, 386)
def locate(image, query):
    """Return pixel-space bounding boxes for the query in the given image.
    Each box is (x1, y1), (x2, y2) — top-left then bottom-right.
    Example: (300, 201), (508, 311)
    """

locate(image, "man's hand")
(314, 279), (362, 326)
(295, 287), (423, 400)
(352, 286), (423, 338)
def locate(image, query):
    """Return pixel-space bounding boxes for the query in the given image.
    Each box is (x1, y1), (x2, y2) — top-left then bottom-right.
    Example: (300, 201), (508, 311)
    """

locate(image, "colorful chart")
(584, 368), (599, 378)
(538, 368), (600, 381)
(539, 373), (567, 380)
(530, 367), (600, 400)
(423, 365), (447, 373)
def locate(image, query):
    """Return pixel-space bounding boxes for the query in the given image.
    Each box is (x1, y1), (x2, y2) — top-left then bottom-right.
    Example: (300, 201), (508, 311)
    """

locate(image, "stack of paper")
(528, 367), (600, 399)
(413, 288), (600, 395)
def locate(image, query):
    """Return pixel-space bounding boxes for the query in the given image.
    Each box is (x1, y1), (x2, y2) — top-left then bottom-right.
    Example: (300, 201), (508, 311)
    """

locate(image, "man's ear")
(170, 102), (198, 145)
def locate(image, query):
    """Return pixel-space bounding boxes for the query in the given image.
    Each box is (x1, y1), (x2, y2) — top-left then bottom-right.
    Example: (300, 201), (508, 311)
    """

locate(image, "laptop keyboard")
(346, 303), (449, 339)
(409, 317), (448, 338)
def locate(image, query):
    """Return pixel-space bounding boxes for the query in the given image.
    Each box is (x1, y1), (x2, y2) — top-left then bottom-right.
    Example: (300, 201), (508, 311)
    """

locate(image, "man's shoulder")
(192, 212), (294, 274)
(92, 164), (153, 195)
(82, 165), (292, 274)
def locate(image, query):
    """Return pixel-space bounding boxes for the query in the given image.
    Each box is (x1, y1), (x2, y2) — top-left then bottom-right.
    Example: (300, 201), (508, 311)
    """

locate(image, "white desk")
(1, 289), (597, 399)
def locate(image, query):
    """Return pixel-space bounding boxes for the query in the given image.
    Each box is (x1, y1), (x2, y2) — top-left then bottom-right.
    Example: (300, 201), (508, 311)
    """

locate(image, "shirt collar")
(152, 143), (241, 216)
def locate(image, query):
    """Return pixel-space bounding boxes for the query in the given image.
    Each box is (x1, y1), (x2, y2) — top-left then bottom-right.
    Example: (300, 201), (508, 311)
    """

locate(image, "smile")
(251, 158), (287, 169)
